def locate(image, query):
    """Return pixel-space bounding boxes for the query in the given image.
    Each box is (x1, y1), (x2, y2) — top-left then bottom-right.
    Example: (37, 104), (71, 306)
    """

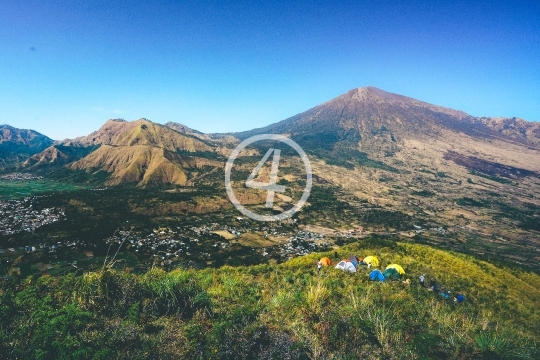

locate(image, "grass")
(0, 179), (83, 200)
(1, 237), (538, 359)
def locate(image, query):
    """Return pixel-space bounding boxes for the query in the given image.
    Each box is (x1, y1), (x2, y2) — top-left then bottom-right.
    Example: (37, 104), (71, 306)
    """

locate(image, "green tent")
(383, 267), (400, 280)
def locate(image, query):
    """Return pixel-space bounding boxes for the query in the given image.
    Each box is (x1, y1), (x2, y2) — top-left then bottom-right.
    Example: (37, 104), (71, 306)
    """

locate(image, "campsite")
(1, 235), (538, 359)
(328, 249), (464, 302)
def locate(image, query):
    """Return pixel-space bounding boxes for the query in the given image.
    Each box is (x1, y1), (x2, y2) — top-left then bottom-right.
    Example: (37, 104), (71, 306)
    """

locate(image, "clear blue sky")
(1, 0), (539, 140)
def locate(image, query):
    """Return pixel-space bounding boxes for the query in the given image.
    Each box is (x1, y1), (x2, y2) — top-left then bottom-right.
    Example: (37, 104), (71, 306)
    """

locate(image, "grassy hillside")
(1, 237), (538, 359)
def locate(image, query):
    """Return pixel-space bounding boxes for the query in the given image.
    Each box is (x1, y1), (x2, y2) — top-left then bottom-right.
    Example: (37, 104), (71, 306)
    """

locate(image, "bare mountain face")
(235, 86), (540, 178)
(0, 125), (53, 169)
(25, 119), (218, 186)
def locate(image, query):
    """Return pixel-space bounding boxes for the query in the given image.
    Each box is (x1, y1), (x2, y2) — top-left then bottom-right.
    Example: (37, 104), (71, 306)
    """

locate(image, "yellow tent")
(386, 264), (405, 275)
(363, 256), (379, 267)
(320, 257), (332, 266)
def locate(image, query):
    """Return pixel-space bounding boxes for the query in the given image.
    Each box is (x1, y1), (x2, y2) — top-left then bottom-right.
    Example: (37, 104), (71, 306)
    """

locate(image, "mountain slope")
(69, 145), (191, 186)
(471, 116), (540, 147)
(114, 120), (212, 152)
(23, 144), (98, 167)
(231, 87), (540, 270)
(164, 121), (210, 140)
(0, 125), (53, 169)
(62, 118), (137, 146)
(60, 119), (217, 186)
(234, 86), (540, 179)
(236, 87), (540, 153)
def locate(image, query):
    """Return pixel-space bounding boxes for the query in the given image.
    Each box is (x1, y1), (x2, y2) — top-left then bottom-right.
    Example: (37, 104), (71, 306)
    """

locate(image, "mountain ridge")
(4, 87), (540, 187)
(20, 119), (218, 187)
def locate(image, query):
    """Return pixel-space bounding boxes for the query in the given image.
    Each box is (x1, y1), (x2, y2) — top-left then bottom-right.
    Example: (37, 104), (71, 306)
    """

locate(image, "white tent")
(335, 260), (356, 273)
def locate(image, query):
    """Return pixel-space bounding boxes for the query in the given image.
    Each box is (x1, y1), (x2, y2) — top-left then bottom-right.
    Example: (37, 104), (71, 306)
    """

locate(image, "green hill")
(1, 238), (539, 359)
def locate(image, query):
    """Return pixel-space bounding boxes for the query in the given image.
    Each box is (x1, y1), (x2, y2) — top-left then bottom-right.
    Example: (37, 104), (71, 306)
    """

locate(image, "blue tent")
(349, 255), (358, 268)
(369, 269), (385, 281)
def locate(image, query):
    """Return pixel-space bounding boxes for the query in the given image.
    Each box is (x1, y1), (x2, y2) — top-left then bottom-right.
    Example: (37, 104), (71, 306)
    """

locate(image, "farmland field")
(0, 179), (83, 200)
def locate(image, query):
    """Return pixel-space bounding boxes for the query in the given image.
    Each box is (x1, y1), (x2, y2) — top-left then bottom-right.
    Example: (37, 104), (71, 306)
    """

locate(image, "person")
(419, 274), (425, 287)
(440, 289), (450, 299)
(317, 260), (322, 274)
(429, 278), (437, 291)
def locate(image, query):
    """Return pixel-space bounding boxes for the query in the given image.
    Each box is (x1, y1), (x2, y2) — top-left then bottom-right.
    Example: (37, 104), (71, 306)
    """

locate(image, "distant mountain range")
(2, 87), (539, 187)
(0, 125), (53, 169)
(24, 119), (218, 186)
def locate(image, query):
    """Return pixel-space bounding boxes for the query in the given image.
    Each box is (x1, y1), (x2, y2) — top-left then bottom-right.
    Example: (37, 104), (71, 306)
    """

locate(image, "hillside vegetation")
(1, 237), (538, 359)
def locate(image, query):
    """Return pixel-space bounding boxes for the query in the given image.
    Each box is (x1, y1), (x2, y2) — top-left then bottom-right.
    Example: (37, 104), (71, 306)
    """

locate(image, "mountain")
(69, 145), (192, 186)
(0, 125), (53, 169)
(113, 120), (211, 152)
(231, 87), (540, 269)
(236, 86), (540, 150)
(23, 144), (98, 167)
(164, 121), (209, 140)
(61, 118), (138, 146)
(61, 119), (217, 186)
(234, 86), (540, 179)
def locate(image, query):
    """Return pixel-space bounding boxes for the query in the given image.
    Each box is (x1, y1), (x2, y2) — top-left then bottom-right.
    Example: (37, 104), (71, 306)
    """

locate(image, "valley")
(1, 87), (540, 359)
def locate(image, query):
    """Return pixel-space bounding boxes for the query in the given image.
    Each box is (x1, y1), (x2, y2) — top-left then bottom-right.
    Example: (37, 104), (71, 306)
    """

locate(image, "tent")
(335, 261), (357, 273)
(349, 255), (358, 268)
(386, 264), (405, 275)
(320, 257), (332, 266)
(344, 262), (356, 273)
(382, 267), (400, 280)
(369, 269), (385, 281)
(363, 256), (379, 267)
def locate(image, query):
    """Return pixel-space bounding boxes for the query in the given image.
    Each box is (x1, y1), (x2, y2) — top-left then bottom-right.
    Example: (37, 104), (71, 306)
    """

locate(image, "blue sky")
(1, 0), (539, 140)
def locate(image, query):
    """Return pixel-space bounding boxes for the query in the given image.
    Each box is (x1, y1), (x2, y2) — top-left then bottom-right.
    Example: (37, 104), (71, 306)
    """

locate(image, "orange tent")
(320, 257), (332, 266)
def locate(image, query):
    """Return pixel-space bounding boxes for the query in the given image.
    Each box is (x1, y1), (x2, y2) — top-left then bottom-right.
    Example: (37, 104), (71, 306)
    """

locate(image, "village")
(0, 172), (44, 181)
(0, 197), (65, 236)
(102, 221), (333, 267)
(0, 209), (341, 277)
(0, 194), (455, 278)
